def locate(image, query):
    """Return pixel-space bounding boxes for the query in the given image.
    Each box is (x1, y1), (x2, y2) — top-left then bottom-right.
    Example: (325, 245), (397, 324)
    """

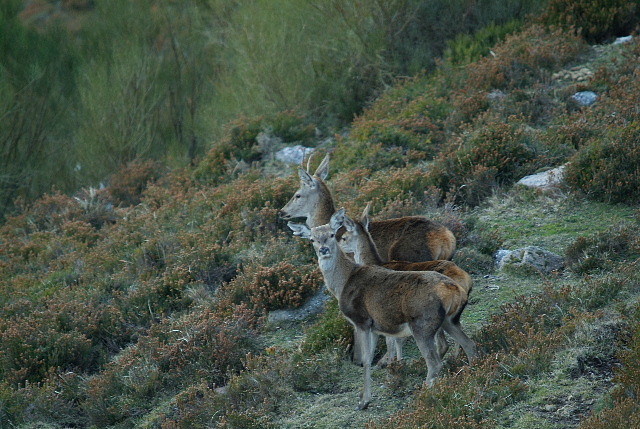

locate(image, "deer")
(334, 204), (473, 365)
(279, 154), (458, 364)
(278, 153), (457, 262)
(288, 211), (477, 410)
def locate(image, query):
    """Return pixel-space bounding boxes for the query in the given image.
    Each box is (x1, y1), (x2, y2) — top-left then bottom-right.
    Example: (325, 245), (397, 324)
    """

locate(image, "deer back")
(368, 216), (456, 262)
(383, 260), (473, 294)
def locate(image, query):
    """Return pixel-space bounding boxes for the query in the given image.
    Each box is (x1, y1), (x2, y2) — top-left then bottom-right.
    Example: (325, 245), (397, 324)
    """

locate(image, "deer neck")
(354, 230), (384, 266)
(306, 181), (336, 228)
(317, 248), (355, 300)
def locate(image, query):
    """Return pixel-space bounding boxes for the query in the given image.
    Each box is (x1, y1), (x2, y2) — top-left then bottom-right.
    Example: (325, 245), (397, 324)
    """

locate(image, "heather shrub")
(193, 112), (315, 185)
(540, 0), (640, 43)
(565, 122), (640, 204)
(340, 166), (435, 215)
(220, 260), (322, 312)
(565, 223), (640, 273)
(0, 296), (128, 387)
(0, 370), (88, 428)
(107, 159), (164, 206)
(474, 287), (570, 355)
(579, 304), (640, 429)
(83, 305), (260, 427)
(465, 25), (587, 91)
(373, 356), (528, 428)
(429, 116), (548, 206)
(578, 398), (640, 429)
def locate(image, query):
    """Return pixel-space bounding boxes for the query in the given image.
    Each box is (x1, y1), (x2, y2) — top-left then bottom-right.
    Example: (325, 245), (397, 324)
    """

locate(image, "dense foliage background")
(1, 0), (640, 427)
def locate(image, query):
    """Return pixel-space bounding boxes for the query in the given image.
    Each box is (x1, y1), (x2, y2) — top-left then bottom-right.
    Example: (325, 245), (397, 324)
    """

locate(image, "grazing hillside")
(1, 1), (640, 428)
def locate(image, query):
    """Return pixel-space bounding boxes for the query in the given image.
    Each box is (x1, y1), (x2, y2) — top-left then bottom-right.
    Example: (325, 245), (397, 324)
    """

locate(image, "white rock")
(613, 35), (633, 45)
(572, 91), (598, 106)
(517, 165), (566, 190)
(275, 145), (315, 165)
(496, 246), (564, 273)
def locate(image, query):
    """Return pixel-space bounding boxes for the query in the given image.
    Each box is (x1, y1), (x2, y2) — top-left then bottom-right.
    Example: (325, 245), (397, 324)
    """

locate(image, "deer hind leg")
(441, 317), (477, 364)
(356, 327), (377, 410)
(409, 321), (443, 387)
(378, 337), (406, 367)
(352, 328), (364, 365)
(436, 328), (449, 359)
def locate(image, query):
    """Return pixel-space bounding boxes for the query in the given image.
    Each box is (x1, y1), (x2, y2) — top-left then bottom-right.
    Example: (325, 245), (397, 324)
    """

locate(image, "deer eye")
(330, 234), (335, 238)
(295, 194), (301, 199)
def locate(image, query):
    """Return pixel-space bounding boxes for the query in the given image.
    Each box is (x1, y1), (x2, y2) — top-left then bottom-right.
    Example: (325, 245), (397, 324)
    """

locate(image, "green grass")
(470, 190), (637, 254)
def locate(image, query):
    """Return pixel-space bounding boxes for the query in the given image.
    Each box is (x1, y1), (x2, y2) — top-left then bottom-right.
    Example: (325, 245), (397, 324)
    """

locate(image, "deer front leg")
(356, 327), (376, 410)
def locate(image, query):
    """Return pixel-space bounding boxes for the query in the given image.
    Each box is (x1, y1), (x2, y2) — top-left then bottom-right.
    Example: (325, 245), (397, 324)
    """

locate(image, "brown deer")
(279, 154), (458, 364)
(288, 211), (476, 410)
(339, 203), (472, 294)
(279, 154), (456, 262)
(334, 204), (473, 364)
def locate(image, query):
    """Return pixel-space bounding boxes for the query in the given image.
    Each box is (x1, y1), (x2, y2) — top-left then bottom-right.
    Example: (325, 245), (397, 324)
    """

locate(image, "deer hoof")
(356, 400), (370, 410)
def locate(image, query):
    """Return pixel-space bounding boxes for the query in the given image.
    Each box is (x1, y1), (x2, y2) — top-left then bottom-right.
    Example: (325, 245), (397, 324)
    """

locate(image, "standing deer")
(288, 212), (476, 410)
(279, 154), (456, 262)
(279, 154), (458, 364)
(334, 205), (473, 364)
(338, 203), (472, 294)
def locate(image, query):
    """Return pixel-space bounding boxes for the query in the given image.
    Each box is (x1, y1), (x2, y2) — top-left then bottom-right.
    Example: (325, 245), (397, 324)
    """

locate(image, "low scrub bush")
(220, 260), (322, 312)
(429, 116), (550, 206)
(565, 222), (640, 273)
(578, 304), (640, 428)
(193, 112), (315, 185)
(373, 356), (528, 428)
(540, 0), (640, 43)
(465, 25), (587, 91)
(83, 305), (260, 427)
(106, 159), (164, 206)
(565, 122), (640, 204)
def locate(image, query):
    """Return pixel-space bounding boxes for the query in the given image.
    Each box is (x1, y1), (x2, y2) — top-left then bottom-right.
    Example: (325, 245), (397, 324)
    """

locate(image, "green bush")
(540, 0), (640, 43)
(565, 122), (640, 204)
(444, 20), (523, 66)
(301, 299), (353, 355)
(193, 112), (315, 185)
(429, 116), (545, 206)
(465, 25), (587, 91)
(565, 223), (640, 273)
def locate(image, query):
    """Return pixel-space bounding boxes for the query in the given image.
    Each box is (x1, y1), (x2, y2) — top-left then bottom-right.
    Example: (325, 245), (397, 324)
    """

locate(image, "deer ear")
(342, 213), (357, 232)
(314, 153), (330, 181)
(287, 222), (311, 238)
(298, 168), (316, 188)
(361, 202), (372, 230)
(329, 207), (346, 231)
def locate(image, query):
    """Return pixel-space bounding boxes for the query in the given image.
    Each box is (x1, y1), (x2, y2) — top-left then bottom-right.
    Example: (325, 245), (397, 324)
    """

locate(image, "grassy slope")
(261, 190), (636, 428)
(2, 11), (640, 428)
(247, 38), (640, 428)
